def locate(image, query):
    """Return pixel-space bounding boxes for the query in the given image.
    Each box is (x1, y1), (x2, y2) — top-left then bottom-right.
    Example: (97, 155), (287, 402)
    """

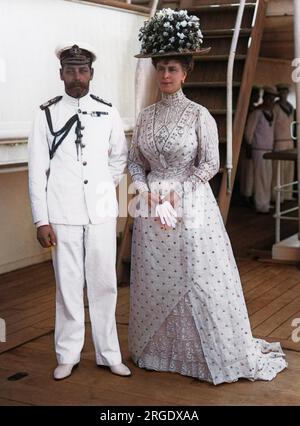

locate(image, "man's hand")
(37, 225), (57, 248)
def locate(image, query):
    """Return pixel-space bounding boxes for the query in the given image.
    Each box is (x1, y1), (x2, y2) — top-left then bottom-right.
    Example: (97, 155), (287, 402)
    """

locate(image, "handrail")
(294, 0), (300, 240)
(218, 0), (268, 223)
(226, 0), (246, 194)
(150, 0), (159, 17)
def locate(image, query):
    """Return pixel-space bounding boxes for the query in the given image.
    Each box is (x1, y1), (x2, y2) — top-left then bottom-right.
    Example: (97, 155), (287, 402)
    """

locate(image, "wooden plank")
(31, 318), (55, 331)
(243, 262), (300, 293)
(238, 258), (266, 275)
(0, 365), (170, 406)
(268, 338), (300, 352)
(0, 285), (54, 311)
(3, 294), (54, 319)
(0, 337), (299, 405)
(0, 397), (33, 406)
(253, 296), (300, 336)
(80, 0), (150, 14)
(195, 54), (246, 62)
(10, 293), (54, 312)
(242, 263), (280, 284)
(218, 0), (269, 223)
(268, 309), (300, 340)
(0, 327), (53, 354)
(202, 28), (252, 38)
(249, 285), (300, 329)
(0, 261), (53, 288)
(7, 310), (54, 335)
(180, 0), (241, 6)
(189, 6), (254, 32)
(246, 278), (300, 312)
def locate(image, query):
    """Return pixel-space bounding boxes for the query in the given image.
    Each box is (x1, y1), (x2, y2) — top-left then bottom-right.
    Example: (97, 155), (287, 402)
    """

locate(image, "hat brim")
(135, 47), (211, 58)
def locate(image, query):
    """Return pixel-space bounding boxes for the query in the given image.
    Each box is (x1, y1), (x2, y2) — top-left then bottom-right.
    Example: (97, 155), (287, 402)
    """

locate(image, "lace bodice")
(128, 88), (220, 194)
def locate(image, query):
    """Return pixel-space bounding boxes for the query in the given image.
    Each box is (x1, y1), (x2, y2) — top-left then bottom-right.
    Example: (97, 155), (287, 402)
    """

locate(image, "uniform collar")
(62, 91), (91, 106)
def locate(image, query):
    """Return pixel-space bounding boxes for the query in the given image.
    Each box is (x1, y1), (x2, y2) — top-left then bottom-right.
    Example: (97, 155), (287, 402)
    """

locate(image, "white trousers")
(252, 150), (273, 212)
(51, 221), (122, 366)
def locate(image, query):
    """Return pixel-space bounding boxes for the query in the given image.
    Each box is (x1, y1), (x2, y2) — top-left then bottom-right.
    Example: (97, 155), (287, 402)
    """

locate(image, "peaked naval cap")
(55, 42), (97, 66)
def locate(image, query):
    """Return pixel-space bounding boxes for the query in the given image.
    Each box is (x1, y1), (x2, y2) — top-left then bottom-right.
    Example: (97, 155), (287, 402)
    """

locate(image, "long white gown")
(128, 88), (287, 385)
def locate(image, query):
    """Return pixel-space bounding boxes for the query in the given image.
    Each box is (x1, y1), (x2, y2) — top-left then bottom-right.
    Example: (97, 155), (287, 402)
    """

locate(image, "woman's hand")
(163, 190), (181, 209)
(156, 201), (177, 229)
(140, 191), (179, 230)
(140, 191), (160, 209)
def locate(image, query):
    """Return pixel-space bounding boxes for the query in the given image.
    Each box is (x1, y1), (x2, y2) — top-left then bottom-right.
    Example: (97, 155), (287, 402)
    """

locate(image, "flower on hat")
(138, 8), (203, 56)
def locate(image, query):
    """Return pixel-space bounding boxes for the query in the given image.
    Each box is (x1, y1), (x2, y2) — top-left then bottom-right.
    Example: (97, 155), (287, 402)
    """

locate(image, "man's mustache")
(69, 83), (85, 89)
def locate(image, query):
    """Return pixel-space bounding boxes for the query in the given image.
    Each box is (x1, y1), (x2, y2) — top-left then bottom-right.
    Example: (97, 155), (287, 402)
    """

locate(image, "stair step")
(195, 54), (246, 62)
(184, 81), (241, 88)
(203, 28), (252, 38)
(189, 3), (256, 13)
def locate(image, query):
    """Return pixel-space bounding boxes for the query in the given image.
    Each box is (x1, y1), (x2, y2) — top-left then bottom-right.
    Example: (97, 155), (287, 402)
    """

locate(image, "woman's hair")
(151, 55), (194, 73)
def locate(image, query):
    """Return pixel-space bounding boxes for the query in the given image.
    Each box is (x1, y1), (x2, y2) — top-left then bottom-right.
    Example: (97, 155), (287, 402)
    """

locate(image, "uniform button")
(83, 161), (87, 166)
(84, 180), (88, 184)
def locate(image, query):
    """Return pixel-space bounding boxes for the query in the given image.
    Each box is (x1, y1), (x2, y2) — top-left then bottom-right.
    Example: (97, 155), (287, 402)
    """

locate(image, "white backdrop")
(0, 0), (147, 139)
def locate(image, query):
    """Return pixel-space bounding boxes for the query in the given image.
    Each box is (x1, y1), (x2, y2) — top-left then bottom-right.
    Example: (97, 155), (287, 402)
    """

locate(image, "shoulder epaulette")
(90, 94), (112, 107)
(40, 96), (62, 110)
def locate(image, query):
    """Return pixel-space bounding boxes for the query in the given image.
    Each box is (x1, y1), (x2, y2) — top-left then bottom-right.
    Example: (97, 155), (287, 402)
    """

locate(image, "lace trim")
(136, 292), (213, 382)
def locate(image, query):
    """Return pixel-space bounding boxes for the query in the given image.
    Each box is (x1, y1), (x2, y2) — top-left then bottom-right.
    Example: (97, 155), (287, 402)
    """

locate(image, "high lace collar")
(161, 88), (186, 106)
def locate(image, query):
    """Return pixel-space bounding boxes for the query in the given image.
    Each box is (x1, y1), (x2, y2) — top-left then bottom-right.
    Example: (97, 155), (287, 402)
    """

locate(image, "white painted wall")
(0, 170), (51, 275)
(0, 0), (146, 139)
(0, 0), (146, 274)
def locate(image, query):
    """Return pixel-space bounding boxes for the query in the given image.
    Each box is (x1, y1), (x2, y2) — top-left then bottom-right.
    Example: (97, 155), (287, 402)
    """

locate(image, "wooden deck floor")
(1, 204), (300, 405)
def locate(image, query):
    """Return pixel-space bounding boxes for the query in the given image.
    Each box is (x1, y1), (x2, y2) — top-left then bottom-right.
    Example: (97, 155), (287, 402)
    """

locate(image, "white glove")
(155, 201), (177, 228)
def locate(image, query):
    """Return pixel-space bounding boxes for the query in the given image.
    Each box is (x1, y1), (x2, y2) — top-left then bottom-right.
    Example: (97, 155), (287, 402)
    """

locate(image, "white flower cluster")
(138, 8), (203, 55)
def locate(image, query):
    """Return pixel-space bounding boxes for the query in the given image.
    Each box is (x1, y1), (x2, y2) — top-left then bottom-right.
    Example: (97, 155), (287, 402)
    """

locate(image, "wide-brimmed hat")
(135, 8), (211, 58)
(55, 42), (97, 65)
(263, 86), (279, 96)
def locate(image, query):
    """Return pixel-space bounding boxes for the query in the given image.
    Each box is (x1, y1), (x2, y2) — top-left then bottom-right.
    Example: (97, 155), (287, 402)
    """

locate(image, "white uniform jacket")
(28, 92), (128, 226)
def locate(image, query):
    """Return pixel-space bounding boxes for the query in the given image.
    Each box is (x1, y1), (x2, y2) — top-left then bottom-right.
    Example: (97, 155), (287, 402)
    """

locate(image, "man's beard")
(66, 83), (88, 98)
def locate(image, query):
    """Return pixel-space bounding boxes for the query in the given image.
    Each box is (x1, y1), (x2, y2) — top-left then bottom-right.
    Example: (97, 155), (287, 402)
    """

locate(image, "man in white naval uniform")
(244, 86), (277, 213)
(28, 43), (131, 380)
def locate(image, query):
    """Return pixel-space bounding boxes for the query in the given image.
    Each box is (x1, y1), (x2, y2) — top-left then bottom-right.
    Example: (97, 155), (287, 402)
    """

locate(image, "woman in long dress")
(128, 9), (287, 385)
